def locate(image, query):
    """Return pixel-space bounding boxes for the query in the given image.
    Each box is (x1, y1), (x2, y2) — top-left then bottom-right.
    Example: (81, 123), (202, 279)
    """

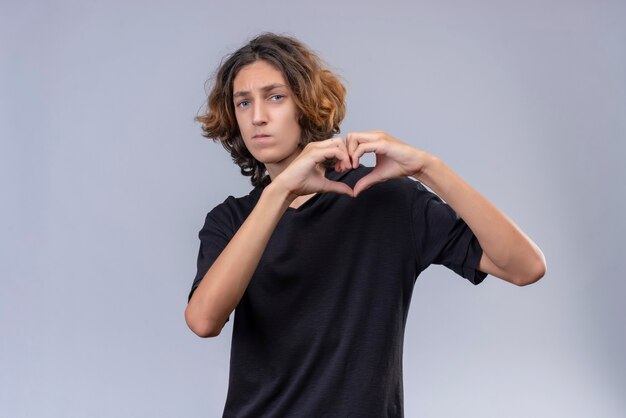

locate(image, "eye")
(269, 94), (284, 101)
(236, 100), (249, 108)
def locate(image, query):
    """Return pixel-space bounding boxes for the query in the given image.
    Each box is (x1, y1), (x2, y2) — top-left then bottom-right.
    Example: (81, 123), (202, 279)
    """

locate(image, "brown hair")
(195, 32), (347, 188)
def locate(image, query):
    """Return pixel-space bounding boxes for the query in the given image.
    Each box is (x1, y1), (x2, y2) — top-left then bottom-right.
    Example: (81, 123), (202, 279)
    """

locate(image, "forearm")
(185, 183), (294, 337)
(413, 155), (545, 280)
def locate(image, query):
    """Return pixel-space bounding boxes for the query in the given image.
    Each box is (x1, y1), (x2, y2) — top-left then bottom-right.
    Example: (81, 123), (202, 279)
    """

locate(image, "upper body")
(189, 165), (486, 417)
(184, 32), (547, 417)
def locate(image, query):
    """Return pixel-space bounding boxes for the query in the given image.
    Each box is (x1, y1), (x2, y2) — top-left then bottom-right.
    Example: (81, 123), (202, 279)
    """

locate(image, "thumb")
(321, 179), (355, 198)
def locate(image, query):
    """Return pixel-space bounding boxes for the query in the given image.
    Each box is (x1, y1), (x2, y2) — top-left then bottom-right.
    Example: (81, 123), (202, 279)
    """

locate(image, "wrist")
(411, 153), (442, 183)
(265, 181), (297, 207)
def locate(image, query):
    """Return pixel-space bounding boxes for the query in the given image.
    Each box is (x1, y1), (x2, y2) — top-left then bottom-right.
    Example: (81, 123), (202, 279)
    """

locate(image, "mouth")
(252, 134), (271, 140)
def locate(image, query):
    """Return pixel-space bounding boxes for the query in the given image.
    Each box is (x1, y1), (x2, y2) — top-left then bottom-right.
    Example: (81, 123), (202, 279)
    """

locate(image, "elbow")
(184, 306), (223, 338)
(191, 323), (223, 339)
(515, 256), (547, 287)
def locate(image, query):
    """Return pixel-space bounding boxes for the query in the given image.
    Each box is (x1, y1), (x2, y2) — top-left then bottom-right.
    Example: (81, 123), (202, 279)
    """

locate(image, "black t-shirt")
(189, 165), (487, 417)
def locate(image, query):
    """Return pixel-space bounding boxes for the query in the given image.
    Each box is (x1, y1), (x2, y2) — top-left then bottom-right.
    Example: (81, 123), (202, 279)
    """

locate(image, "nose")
(252, 100), (268, 126)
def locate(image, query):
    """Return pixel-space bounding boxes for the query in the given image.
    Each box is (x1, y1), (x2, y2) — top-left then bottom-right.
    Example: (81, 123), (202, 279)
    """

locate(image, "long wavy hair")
(195, 32), (347, 188)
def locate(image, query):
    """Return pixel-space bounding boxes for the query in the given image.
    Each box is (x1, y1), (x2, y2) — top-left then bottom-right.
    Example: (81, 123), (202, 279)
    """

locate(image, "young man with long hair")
(185, 32), (546, 417)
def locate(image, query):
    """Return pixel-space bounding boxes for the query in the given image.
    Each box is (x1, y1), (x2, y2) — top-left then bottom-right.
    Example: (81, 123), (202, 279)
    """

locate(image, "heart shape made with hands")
(329, 131), (425, 198)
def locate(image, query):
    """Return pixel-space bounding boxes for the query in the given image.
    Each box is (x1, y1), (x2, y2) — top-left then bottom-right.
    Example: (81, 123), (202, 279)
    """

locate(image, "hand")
(272, 137), (355, 200)
(345, 130), (431, 197)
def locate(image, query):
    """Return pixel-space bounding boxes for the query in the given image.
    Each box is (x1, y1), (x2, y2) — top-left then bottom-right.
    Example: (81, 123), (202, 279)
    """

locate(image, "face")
(232, 60), (302, 176)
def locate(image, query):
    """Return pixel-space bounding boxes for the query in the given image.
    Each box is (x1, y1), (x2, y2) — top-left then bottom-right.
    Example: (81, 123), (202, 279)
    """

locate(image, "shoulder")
(349, 166), (451, 219)
(200, 188), (259, 236)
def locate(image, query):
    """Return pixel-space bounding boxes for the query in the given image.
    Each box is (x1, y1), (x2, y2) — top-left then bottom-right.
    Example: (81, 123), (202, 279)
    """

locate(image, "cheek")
(234, 115), (249, 137)
(234, 112), (243, 128)
(281, 110), (301, 132)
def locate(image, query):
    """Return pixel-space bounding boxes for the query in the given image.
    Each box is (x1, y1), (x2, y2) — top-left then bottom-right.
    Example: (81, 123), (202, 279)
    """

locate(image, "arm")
(345, 130), (546, 287)
(185, 183), (294, 337)
(185, 138), (353, 338)
(414, 155), (546, 286)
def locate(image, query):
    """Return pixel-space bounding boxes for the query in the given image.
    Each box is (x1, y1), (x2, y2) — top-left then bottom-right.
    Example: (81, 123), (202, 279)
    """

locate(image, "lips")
(252, 134), (272, 142)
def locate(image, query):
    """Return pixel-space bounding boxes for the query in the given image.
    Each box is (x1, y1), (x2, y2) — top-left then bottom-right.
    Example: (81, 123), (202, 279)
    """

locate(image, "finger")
(326, 137), (353, 171)
(346, 132), (370, 167)
(325, 137), (352, 172)
(311, 140), (351, 169)
(311, 136), (345, 150)
(346, 131), (383, 150)
(347, 132), (384, 168)
(350, 140), (386, 169)
(347, 131), (384, 141)
(345, 133), (358, 167)
(353, 140), (385, 161)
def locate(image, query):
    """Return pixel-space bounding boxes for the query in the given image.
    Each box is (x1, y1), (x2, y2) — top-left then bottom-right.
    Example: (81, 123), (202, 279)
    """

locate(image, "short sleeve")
(411, 181), (488, 285)
(188, 205), (233, 306)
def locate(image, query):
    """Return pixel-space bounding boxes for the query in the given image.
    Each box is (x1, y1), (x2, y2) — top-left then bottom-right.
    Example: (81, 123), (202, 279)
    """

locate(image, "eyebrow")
(233, 83), (287, 98)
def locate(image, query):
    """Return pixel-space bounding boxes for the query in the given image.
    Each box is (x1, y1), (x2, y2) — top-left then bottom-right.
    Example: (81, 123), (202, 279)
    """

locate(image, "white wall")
(2, 1), (624, 417)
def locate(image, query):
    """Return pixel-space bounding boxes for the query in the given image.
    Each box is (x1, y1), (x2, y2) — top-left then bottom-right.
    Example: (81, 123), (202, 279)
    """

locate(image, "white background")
(2, 0), (625, 417)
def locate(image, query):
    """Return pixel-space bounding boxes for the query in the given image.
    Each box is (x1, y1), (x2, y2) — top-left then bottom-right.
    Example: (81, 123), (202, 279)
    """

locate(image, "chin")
(252, 149), (289, 164)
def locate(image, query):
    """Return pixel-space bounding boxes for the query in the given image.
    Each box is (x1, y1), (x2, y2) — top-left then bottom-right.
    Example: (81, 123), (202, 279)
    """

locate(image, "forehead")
(232, 60), (287, 92)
